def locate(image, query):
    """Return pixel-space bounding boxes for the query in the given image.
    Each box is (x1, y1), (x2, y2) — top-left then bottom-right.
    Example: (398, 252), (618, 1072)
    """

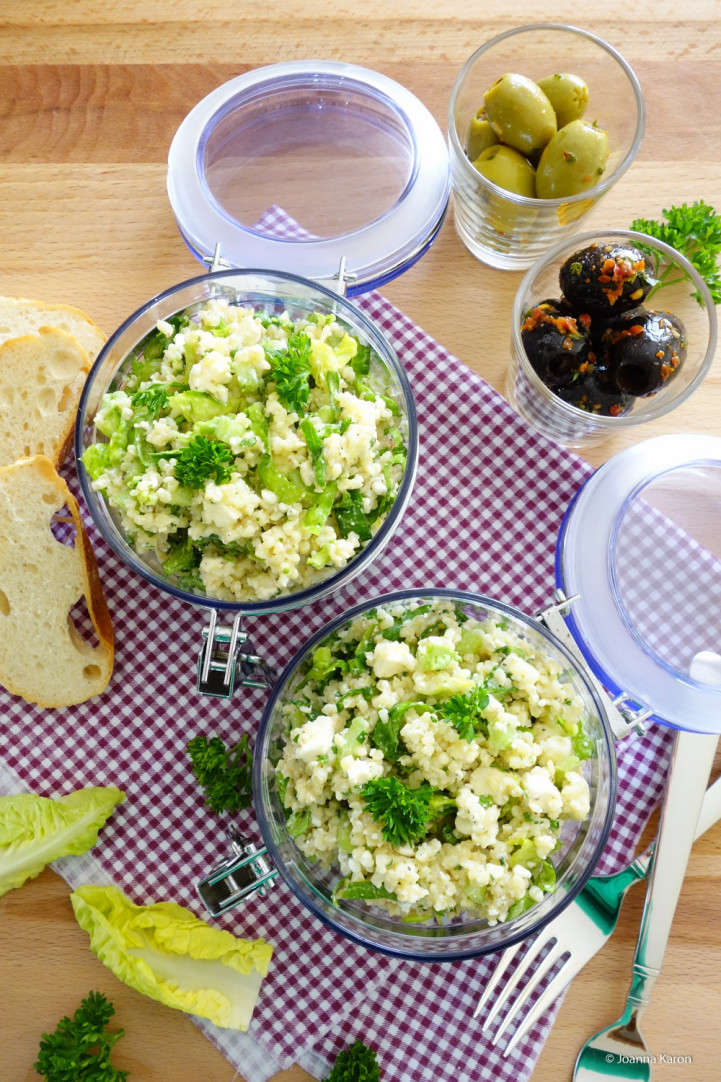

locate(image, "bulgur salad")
(275, 598), (594, 925)
(82, 298), (408, 602)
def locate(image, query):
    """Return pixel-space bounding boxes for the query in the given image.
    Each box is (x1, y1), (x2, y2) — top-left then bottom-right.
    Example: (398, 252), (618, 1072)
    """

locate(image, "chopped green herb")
(186, 734), (253, 815)
(322, 1038), (381, 1082)
(34, 991), (128, 1081)
(174, 434), (234, 489)
(631, 200), (721, 305)
(360, 777), (456, 847)
(441, 685), (489, 742)
(267, 331), (313, 413)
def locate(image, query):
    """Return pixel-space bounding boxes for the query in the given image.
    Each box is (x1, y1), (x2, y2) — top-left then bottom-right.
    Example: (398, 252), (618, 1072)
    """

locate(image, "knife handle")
(632, 730), (717, 990)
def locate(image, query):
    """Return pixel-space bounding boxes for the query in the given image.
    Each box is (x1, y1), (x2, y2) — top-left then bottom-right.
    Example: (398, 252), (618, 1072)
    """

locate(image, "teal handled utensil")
(572, 728), (718, 1082)
(476, 759), (721, 1054)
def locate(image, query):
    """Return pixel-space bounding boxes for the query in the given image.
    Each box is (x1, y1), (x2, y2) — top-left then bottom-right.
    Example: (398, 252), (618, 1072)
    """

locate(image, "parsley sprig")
(130, 385), (169, 419)
(441, 684), (490, 742)
(360, 777), (456, 847)
(268, 331), (313, 414)
(187, 734), (254, 815)
(173, 434), (234, 488)
(631, 200), (721, 306)
(324, 1038), (381, 1082)
(34, 991), (128, 1081)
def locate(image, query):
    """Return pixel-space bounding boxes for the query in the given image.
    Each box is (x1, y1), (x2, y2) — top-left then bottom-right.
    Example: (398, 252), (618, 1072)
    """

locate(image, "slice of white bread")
(0, 295), (106, 363)
(0, 455), (114, 707)
(0, 327), (90, 468)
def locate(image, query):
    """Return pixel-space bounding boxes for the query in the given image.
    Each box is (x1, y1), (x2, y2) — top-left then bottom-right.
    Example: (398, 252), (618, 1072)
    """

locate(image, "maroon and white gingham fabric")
(0, 284), (676, 1082)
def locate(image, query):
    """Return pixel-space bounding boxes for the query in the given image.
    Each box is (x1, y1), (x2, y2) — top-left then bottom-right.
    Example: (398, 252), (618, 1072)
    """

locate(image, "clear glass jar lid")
(556, 434), (721, 734)
(167, 61), (450, 296)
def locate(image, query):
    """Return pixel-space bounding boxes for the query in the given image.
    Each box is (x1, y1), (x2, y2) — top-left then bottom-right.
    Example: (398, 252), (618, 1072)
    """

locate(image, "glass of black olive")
(507, 229), (717, 448)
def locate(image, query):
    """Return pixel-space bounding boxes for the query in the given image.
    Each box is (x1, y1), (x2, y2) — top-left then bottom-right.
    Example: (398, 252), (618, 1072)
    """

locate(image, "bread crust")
(0, 456), (114, 707)
(0, 326), (91, 469)
(0, 295), (106, 362)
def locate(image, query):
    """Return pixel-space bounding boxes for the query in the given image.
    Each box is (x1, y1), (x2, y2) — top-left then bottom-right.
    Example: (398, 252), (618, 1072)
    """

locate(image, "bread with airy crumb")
(0, 327), (90, 468)
(0, 295), (106, 363)
(0, 456), (114, 707)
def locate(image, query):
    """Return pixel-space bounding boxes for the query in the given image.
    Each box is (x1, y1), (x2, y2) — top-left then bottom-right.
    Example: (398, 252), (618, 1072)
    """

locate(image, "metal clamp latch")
(197, 827), (278, 917)
(197, 610), (277, 698)
(536, 590), (649, 741)
(203, 243), (357, 299)
(202, 242), (232, 273)
(321, 255), (357, 298)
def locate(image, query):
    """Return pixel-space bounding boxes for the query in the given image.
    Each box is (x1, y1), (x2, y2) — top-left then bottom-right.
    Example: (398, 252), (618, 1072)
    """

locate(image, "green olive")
(466, 109), (499, 160)
(537, 73), (589, 128)
(535, 119), (610, 199)
(483, 73), (557, 156)
(472, 144), (536, 197)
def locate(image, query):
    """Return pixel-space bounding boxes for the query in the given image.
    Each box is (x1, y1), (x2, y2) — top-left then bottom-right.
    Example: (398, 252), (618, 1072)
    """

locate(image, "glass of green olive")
(448, 24), (645, 270)
(507, 229), (718, 448)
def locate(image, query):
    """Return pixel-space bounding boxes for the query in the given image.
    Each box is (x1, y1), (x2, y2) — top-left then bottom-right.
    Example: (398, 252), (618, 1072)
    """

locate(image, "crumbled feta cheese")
(295, 715), (337, 763)
(369, 640), (417, 679)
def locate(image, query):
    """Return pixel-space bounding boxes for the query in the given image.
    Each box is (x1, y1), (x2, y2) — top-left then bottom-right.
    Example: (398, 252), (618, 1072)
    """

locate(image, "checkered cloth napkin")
(0, 284), (676, 1082)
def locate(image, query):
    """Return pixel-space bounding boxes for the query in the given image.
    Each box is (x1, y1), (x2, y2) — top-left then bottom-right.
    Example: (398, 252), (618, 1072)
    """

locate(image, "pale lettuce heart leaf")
(0, 786), (125, 897)
(70, 884), (274, 1030)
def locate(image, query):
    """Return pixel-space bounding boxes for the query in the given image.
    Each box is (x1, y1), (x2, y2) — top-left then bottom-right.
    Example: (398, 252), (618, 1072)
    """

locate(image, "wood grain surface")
(1, 2), (719, 1079)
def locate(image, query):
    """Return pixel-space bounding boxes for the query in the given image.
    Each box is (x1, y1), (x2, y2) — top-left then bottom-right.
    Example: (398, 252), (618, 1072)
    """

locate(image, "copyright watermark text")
(606, 1054), (693, 1066)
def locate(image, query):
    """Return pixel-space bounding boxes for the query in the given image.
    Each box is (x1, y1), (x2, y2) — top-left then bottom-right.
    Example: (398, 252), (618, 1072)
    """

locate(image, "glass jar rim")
(74, 266), (419, 615)
(511, 228), (718, 429)
(448, 22), (646, 209)
(167, 60), (450, 294)
(253, 586), (618, 960)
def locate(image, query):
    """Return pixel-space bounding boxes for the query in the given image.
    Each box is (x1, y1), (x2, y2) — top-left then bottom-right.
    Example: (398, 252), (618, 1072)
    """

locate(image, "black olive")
(604, 309), (687, 396)
(557, 370), (631, 417)
(559, 243), (657, 314)
(521, 299), (592, 391)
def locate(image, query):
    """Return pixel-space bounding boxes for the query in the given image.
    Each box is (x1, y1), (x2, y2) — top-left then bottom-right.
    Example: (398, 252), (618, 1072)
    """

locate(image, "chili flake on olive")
(520, 242), (687, 417)
(559, 242), (657, 313)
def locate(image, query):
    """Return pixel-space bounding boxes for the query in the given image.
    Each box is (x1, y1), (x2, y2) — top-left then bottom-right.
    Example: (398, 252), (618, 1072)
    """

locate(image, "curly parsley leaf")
(173, 434), (234, 489)
(360, 777), (456, 847)
(631, 200), (721, 306)
(324, 1038), (381, 1082)
(130, 384), (170, 419)
(34, 991), (128, 1081)
(268, 331), (313, 414)
(440, 684), (489, 742)
(187, 734), (253, 815)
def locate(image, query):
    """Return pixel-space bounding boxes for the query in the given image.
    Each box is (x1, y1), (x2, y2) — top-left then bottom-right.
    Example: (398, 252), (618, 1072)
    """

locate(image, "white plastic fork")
(473, 771), (721, 1056)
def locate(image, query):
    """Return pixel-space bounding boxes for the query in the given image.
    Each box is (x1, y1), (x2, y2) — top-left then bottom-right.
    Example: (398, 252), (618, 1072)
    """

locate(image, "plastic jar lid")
(556, 434), (721, 734)
(167, 61), (450, 296)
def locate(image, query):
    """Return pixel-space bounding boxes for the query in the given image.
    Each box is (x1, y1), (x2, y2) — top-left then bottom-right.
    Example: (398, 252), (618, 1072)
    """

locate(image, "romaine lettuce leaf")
(70, 884), (273, 1031)
(0, 786), (125, 897)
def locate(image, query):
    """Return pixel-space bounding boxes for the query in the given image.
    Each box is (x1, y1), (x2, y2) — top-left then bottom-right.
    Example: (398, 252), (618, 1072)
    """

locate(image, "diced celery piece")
(232, 360), (260, 393)
(82, 444), (111, 480)
(509, 838), (540, 869)
(286, 809), (311, 838)
(335, 716), (368, 759)
(337, 815), (353, 853)
(457, 623), (488, 656)
(506, 893), (536, 920)
(245, 402), (270, 452)
(256, 455), (308, 505)
(416, 640), (460, 672)
(464, 883), (488, 906)
(303, 481), (338, 535)
(168, 390), (230, 423)
(488, 719), (514, 753)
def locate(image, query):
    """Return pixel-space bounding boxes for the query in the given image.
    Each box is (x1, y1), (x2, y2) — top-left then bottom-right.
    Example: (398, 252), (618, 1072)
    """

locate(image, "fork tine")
(478, 933), (558, 1031)
(473, 943), (522, 1019)
(501, 972), (569, 1059)
(491, 939), (566, 1044)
